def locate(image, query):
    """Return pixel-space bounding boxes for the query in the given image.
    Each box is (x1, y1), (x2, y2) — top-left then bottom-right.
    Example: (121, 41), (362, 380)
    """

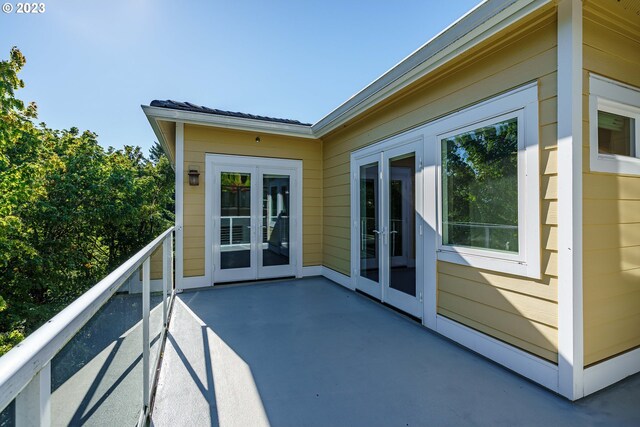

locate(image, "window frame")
(434, 83), (540, 278)
(589, 74), (640, 175)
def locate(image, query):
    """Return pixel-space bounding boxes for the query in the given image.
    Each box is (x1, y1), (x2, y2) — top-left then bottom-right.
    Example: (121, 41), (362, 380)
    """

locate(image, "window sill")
(437, 248), (541, 280)
(589, 153), (640, 176)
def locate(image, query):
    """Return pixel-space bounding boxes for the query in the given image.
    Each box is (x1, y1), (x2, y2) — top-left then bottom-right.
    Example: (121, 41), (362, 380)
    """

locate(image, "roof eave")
(143, 108), (176, 169)
(311, 0), (553, 137)
(142, 105), (316, 140)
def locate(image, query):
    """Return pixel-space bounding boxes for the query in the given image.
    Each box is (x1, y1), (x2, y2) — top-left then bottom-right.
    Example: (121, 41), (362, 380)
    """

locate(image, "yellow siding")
(582, 2), (640, 366)
(183, 125), (322, 277)
(322, 7), (559, 361)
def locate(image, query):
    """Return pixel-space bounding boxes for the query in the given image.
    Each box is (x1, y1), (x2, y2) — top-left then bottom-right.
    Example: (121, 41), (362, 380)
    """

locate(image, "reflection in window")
(598, 110), (635, 157)
(441, 118), (519, 253)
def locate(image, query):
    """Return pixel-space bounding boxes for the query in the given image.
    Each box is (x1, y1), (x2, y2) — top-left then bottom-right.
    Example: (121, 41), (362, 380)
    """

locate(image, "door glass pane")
(360, 163), (379, 283)
(389, 154), (416, 296)
(262, 174), (290, 267)
(220, 172), (251, 269)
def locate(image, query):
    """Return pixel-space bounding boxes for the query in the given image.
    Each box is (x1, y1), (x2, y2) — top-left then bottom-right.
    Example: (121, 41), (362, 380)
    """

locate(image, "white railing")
(0, 226), (174, 427)
(444, 221), (517, 250)
(221, 215), (251, 245)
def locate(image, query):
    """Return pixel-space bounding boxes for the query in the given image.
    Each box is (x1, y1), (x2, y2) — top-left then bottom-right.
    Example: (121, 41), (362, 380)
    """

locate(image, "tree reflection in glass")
(441, 118), (519, 253)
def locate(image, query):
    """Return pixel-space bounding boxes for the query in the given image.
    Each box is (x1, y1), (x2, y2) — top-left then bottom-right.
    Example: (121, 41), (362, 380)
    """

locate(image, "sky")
(1, 0), (481, 154)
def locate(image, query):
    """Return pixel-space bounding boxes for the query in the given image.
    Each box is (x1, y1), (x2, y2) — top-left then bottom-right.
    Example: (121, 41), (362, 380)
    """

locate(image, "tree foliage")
(0, 48), (174, 355)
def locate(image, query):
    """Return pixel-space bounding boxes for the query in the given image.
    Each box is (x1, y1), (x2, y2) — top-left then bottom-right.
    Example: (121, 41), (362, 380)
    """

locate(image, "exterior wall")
(582, 2), (640, 366)
(322, 6), (559, 361)
(182, 124), (322, 278)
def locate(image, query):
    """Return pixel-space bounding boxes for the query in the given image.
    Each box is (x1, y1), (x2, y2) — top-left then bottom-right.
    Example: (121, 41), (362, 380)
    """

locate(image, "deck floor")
(151, 277), (640, 427)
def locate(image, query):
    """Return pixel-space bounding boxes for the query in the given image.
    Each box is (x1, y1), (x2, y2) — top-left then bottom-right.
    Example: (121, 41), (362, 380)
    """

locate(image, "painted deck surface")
(151, 278), (640, 427)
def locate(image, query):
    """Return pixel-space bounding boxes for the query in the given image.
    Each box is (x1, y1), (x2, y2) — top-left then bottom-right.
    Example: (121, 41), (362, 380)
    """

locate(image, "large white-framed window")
(433, 83), (540, 278)
(589, 74), (640, 175)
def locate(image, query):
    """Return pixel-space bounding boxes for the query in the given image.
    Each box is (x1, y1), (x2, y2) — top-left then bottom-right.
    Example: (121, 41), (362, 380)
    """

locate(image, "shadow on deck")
(151, 277), (640, 427)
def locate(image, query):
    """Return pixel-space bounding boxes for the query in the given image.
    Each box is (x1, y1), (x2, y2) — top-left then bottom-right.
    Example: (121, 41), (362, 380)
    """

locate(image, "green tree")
(0, 48), (174, 355)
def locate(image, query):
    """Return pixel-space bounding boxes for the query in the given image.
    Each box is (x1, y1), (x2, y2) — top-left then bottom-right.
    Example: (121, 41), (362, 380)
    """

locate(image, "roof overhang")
(142, 105), (316, 141)
(144, 111), (176, 167)
(311, 0), (553, 137)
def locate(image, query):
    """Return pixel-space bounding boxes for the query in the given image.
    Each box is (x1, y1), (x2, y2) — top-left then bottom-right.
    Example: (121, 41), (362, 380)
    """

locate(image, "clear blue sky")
(1, 0), (480, 154)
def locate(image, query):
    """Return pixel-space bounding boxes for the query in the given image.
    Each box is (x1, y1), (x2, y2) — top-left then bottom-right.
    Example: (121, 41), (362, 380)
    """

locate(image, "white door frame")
(205, 154), (303, 285)
(350, 134), (425, 318)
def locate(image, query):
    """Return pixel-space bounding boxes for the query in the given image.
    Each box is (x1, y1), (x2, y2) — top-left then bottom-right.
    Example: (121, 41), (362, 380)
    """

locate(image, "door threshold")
(354, 289), (421, 323)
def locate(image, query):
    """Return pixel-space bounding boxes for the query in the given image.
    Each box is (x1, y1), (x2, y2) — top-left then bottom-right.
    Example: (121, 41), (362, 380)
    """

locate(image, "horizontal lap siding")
(322, 8), (559, 361)
(582, 5), (640, 366)
(183, 125), (322, 277)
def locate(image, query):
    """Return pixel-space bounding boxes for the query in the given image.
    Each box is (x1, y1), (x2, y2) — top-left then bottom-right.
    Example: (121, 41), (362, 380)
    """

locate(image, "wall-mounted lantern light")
(188, 167), (200, 186)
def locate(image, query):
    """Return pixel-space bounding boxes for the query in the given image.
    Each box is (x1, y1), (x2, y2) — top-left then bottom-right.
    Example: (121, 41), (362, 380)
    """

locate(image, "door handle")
(372, 229), (382, 235)
(389, 230), (398, 234)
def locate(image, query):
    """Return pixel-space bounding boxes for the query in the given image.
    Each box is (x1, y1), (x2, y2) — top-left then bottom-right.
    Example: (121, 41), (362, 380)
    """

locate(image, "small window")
(441, 117), (519, 254)
(598, 110), (635, 157)
(590, 74), (640, 175)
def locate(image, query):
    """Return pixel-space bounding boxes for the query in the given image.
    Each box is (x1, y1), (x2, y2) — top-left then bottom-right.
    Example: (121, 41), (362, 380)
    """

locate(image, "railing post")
(142, 258), (150, 409)
(15, 361), (50, 427)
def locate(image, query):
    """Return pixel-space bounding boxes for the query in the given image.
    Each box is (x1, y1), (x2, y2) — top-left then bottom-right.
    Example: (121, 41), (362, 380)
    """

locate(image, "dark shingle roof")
(150, 100), (312, 126)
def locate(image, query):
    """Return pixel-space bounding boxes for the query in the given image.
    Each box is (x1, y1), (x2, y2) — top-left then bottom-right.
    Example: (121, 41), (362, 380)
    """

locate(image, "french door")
(211, 157), (300, 283)
(352, 140), (423, 318)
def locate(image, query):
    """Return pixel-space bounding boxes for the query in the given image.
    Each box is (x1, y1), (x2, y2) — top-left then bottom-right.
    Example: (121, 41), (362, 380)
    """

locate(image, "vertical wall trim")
(557, 0), (584, 400)
(175, 122), (185, 289)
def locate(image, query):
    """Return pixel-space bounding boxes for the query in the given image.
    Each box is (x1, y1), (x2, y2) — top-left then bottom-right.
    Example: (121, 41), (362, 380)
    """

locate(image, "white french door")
(209, 155), (301, 283)
(352, 140), (424, 318)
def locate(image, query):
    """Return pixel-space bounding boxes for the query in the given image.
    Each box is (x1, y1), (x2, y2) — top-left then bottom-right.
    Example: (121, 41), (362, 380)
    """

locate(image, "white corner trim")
(436, 315), (559, 392)
(302, 266), (322, 277)
(142, 105), (315, 139)
(175, 123), (185, 291)
(583, 347), (640, 396)
(321, 266), (354, 290)
(557, 0), (583, 401)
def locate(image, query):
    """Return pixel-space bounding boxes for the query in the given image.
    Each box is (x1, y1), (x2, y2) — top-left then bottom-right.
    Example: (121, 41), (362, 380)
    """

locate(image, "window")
(441, 116), (519, 254)
(436, 83), (540, 278)
(589, 74), (640, 175)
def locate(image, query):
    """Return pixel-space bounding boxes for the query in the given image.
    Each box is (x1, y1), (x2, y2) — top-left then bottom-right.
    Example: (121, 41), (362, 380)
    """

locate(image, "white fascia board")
(141, 105), (315, 139)
(143, 110), (176, 169)
(312, 0), (552, 137)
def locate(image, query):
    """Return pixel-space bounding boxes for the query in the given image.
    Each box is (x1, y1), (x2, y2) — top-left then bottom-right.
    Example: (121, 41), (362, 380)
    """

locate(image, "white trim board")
(302, 266), (322, 277)
(435, 315), (559, 392)
(556, 0), (584, 401)
(321, 267), (354, 290)
(175, 123), (185, 290)
(583, 347), (640, 396)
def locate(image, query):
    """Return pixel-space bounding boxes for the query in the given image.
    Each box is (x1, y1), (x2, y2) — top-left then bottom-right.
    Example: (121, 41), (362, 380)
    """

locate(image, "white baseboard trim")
(321, 266), (354, 290)
(179, 276), (212, 290)
(583, 347), (640, 396)
(436, 315), (559, 393)
(302, 266), (322, 277)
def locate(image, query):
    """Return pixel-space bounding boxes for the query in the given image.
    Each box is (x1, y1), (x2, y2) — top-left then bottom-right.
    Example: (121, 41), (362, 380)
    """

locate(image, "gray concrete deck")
(151, 277), (640, 427)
